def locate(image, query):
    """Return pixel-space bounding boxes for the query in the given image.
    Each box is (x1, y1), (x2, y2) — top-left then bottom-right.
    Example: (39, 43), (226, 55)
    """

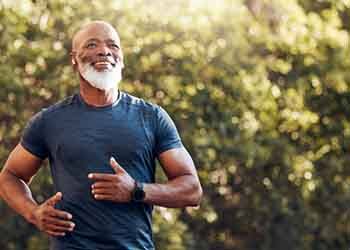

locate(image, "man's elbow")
(0, 170), (12, 197)
(0, 168), (31, 186)
(0, 169), (9, 187)
(187, 181), (203, 207)
(0, 171), (4, 195)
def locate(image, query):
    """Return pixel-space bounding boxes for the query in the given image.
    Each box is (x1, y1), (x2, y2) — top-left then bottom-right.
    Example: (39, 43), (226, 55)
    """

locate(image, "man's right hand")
(32, 192), (75, 237)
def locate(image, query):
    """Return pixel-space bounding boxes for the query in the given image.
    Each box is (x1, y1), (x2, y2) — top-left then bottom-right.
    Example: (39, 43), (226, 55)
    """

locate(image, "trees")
(1, 0), (350, 249)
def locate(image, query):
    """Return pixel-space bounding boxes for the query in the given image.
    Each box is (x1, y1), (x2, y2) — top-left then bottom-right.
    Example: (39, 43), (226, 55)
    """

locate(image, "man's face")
(72, 23), (124, 90)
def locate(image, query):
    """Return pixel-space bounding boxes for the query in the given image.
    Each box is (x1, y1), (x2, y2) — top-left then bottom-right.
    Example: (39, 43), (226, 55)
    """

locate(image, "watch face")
(134, 189), (145, 201)
(133, 182), (145, 202)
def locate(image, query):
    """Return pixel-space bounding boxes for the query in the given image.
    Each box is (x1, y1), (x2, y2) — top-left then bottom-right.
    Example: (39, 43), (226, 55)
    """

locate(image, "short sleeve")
(154, 106), (183, 156)
(20, 110), (49, 159)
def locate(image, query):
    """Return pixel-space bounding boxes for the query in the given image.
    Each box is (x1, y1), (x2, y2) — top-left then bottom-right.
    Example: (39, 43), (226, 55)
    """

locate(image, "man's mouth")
(89, 61), (118, 71)
(91, 61), (116, 67)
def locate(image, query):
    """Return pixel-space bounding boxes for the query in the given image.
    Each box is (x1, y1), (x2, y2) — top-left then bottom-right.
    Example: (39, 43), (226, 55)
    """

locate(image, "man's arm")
(0, 143), (75, 236)
(0, 143), (42, 222)
(89, 146), (203, 208)
(143, 147), (202, 208)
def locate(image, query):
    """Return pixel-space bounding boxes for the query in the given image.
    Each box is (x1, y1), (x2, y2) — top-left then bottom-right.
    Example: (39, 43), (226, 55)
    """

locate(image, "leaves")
(1, 0), (350, 249)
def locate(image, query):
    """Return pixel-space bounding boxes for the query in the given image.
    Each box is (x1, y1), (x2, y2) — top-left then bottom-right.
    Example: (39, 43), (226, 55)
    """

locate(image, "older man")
(0, 21), (202, 250)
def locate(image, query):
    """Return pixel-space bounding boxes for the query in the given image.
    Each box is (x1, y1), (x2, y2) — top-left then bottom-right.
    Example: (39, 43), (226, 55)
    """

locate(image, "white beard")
(79, 63), (122, 91)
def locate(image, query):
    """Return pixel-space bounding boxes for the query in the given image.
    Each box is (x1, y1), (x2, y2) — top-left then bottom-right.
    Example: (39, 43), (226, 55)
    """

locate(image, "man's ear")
(70, 51), (78, 70)
(119, 51), (124, 69)
(71, 59), (78, 72)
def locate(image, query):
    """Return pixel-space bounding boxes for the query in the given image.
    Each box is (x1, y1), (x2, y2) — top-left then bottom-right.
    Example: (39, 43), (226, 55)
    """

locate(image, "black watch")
(132, 181), (145, 202)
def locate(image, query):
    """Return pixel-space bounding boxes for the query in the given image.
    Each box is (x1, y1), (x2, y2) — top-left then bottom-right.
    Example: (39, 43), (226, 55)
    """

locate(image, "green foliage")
(1, 0), (350, 249)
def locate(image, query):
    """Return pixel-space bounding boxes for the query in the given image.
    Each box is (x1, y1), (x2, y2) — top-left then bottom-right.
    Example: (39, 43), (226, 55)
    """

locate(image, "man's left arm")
(89, 105), (202, 207)
(143, 147), (202, 208)
(89, 147), (203, 208)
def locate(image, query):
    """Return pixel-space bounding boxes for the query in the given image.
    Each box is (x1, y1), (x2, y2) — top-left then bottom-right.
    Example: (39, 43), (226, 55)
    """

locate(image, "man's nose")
(96, 44), (112, 57)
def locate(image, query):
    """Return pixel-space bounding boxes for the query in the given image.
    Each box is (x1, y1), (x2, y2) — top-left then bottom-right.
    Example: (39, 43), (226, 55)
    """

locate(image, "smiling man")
(0, 21), (202, 250)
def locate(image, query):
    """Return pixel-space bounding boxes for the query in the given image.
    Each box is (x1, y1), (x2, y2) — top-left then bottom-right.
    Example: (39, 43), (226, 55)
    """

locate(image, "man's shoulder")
(121, 91), (159, 112)
(39, 94), (77, 117)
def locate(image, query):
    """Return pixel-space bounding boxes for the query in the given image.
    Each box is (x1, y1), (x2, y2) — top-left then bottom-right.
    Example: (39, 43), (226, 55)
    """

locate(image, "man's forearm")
(143, 175), (202, 208)
(0, 169), (38, 224)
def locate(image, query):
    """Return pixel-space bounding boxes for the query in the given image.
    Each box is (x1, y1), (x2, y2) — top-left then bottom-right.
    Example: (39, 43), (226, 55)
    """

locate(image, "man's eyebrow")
(105, 39), (120, 44)
(83, 38), (120, 46)
(84, 38), (99, 43)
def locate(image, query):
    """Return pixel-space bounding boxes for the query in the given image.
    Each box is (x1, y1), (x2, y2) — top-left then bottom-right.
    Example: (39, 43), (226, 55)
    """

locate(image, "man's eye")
(86, 43), (96, 48)
(110, 44), (120, 49)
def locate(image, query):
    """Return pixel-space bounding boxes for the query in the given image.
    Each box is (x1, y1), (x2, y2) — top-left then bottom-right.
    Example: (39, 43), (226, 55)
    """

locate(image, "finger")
(88, 173), (115, 181)
(45, 216), (75, 229)
(46, 230), (66, 237)
(92, 188), (114, 195)
(50, 208), (73, 220)
(46, 223), (74, 233)
(92, 181), (114, 189)
(93, 194), (113, 200)
(46, 192), (62, 207)
(110, 157), (126, 174)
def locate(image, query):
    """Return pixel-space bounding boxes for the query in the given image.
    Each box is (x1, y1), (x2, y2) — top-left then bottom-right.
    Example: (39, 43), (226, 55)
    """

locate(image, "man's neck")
(79, 80), (119, 107)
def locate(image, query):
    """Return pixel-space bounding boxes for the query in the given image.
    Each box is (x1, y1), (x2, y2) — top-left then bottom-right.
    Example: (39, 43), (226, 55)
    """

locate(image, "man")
(0, 21), (202, 250)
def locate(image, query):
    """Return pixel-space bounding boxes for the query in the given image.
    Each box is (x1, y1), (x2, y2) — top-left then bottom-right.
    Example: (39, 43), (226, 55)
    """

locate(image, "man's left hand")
(88, 157), (135, 202)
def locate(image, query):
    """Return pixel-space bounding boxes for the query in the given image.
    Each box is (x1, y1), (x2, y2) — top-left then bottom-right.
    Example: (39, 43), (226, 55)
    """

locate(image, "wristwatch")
(132, 181), (145, 202)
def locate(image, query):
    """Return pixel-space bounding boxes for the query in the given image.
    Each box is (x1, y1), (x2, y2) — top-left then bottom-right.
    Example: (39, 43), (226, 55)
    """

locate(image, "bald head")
(72, 21), (121, 51)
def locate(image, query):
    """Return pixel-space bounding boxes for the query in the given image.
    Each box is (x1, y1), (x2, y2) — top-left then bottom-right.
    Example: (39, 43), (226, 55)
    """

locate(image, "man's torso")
(23, 92), (161, 250)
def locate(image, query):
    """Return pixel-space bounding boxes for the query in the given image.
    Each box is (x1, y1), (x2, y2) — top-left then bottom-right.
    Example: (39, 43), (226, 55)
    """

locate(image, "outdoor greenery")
(1, 0), (350, 249)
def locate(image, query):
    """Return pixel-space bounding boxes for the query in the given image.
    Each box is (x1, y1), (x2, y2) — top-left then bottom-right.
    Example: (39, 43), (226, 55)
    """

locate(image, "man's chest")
(46, 112), (155, 169)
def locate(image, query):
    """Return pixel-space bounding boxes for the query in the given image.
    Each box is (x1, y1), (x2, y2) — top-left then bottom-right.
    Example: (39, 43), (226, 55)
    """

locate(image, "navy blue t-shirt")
(20, 91), (183, 250)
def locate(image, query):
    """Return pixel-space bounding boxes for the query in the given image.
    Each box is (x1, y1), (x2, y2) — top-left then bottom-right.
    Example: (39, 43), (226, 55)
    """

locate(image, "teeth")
(95, 62), (110, 65)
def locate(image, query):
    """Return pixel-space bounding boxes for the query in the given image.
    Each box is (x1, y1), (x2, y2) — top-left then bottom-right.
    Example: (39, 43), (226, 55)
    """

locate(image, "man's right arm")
(0, 143), (75, 236)
(0, 143), (42, 222)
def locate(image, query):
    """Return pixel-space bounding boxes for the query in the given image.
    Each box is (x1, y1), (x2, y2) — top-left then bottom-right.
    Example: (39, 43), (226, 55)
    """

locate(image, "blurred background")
(1, 0), (350, 249)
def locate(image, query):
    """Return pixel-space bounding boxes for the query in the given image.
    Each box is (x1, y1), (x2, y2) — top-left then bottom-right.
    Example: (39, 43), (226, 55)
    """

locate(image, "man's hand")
(32, 192), (75, 237)
(88, 157), (135, 202)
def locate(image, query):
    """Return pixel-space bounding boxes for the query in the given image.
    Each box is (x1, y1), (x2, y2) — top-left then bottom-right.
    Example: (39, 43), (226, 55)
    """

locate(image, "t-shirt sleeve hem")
(20, 140), (47, 160)
(156, 140), (183, 157)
